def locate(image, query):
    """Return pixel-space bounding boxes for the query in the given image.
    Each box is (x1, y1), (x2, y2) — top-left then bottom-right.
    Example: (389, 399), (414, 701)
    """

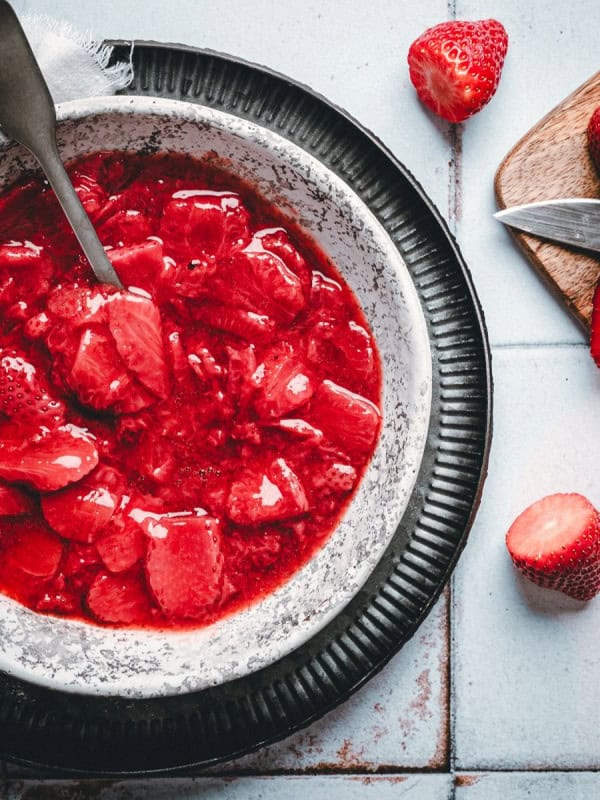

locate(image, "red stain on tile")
(455, 774), (482, 787)
(335, 738), (371, 769)
(373, 702), (384, 714)
(287, 732), (324, 761)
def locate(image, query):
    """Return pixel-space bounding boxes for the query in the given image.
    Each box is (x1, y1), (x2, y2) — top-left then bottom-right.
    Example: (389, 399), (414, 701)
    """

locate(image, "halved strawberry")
(144, 511), (224, 618)
(3, 520), (63, 579)
(107, 292), (170, 400)
(108, 238), (165, 293)
(86, 571), (151, 625)
(227, 457), (308, 525)
(253, 341), (314, 420)
(41, 474), (120, 543)
(160, 190), (250, 263)
(0, 348), (66, 426)
(96, 521), (147, 573)
(506, 493), (600, 601)
(0, 482), (33, 516)
(0, 423), (99, 492)
(309, 380), (381, 456)
(201, 303), (276, 342)
(590, 281), (600, 367)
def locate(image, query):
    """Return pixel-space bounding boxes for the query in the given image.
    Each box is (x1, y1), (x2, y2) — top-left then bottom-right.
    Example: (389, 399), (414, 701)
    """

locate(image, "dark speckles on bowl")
(0, 42), (492, 774)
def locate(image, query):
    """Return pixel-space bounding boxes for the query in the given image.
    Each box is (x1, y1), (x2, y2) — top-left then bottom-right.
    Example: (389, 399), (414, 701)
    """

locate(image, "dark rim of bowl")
(0, 41), (492, 776)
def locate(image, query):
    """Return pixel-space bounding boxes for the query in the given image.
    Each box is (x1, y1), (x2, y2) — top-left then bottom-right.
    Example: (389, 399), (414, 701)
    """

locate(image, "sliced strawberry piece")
(311, 460), (358, 495)
(590, 281), (600, 367)
(268, 418), (324, 443)
(218, 246), (306, 323)
(143, 511), (223, 618)
(201, 303), (276, 342)
(253, 341), (314, 420)
(41, 476), (120, 543)
(71, 174), (108, 221)
(0, 241), (54, 307)
(0, 423), (99, 492)
(330, 321), (376, 380)
(34, 573), (79, 616)
(0, 348), (66, 426)
(3, 520), (63, 579)
(0, 483), (33, 516)
(227, 457), (308, 525)
(97, 209), (152, 247)
(226, 345), (258, 410)
(108, 239), (165, 293)
(107, 292), (170, 399)
(0, 240), (45, 270)
(309, 380), (381, 456)
(86, 571), (151, 625)
(96, 522), (147, 573)
(46, 283), (111, 327)
(506, 493), (600, 601)
(160, 190), (250, 263)
(257, 228), (311, 288)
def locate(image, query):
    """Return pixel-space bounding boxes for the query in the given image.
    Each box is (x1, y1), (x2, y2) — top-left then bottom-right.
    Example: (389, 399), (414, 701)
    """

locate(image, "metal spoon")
(0, 1), (123, 289)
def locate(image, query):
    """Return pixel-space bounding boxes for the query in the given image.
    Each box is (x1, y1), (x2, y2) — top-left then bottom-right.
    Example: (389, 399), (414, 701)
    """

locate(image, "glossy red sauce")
(0, 151), (382, 629)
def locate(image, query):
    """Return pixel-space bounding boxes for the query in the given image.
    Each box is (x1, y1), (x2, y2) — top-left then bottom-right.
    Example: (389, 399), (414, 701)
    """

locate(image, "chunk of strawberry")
(201, 303), (276, 342)
(86, 571), (151, 625)
(253, 341), (314, 420)
(46, 283), (111, 327)
(160, 190), (250, 263)
(41, 474), (120, 543)
(3, 520), (63, 579)
(0, 483), (32, 516)
(96, 522), (147, 573)
(0, 348), (66, 426)
(0, 241), (54, 307)
(71, 174), (108, 221)
(108, 238), (165, 293)
(257, 228), (311, 289)
(0, 423), (99, 492)
(97, 209), (152, 247)
(217, 245), (306, 323)
(107, 292), (170, 400)
(309, 380), (381, 456)
(330, 321), (376, 380)
(590, 281), (600, 367)
(311, 460), (358, 495)
(143, 510), (224, 618)
(227, 457), (308, 525)
(226, 345), (258, 410)
(506, 493), (600, 601)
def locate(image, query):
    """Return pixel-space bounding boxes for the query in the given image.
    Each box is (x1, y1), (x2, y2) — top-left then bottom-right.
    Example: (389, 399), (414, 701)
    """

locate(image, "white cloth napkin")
(20, 14), (133, 105)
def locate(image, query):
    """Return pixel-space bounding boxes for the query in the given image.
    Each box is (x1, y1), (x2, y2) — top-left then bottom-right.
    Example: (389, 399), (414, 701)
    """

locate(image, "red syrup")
(0, 151), (382, 629)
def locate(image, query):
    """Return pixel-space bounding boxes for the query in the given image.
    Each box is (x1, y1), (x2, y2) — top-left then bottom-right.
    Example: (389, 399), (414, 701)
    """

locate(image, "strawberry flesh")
(2, 520), (63, 579)
(309, 380), (381, 456)
(86, 571), (151, 625)
(41, 476), (120, 543)
(506, 493), (600, 601)
(227, 458), (308, 525)
(253, 341), (314, 420)
(408, 19), (508, 123)
(0, 349), (66, 426)
(0, 483), (33, 516)
(590, 281), (600, 367)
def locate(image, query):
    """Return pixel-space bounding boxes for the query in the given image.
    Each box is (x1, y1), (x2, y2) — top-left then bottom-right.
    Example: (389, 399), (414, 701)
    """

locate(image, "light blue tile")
(455, 772), (600, 800)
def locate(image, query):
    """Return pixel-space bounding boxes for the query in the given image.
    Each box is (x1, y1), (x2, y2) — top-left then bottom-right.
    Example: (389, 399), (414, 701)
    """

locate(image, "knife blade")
(494, 198), (600, 254)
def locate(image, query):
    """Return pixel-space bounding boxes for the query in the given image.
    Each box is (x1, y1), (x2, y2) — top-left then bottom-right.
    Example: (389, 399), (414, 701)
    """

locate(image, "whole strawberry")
(586, 106), (600, 173)
(408, 19), (508, 123)
(506, 493), (600, 601)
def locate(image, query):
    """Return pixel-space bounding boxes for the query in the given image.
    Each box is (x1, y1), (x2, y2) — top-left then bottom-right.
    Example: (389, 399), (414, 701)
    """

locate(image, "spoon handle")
(0, 0), (123, 289)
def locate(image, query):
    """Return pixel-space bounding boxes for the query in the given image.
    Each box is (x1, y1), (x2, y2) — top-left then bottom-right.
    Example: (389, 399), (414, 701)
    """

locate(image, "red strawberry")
(309, 380), (381, 456)
(590, 281), (600, 367)
(41, 474), (120, 543)
(3, 520), (63, 579)
(96, 521), (147, 573)
(97, 209), (152, 247)
(253, 341), (314, 420)
(201, 303), (276, 342)
(227, 457), (308, 525)
(0, 482), (32, 516)
(0, 348), (66, 426)
(143, 510), (224, 618)
(46, 283), (110, 327)
(86, 571), (151, 625)
(160, 190), (250, 263)
(408, 19), (508, 123)
(311, 460), (358, 496)
(108, 238), (165, 293)
(506, 493), (600, 601)
(0, 422), (99, 492)
(107, 292), (170, 400)
(587, 107), (600, 174)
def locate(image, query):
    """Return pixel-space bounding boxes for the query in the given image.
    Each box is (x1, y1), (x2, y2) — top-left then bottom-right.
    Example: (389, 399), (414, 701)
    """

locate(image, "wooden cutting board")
(495, 70), (600, 331)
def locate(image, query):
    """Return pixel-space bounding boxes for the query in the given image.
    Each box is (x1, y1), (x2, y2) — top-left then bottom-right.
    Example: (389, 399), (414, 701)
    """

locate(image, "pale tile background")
(4, 0), (600, 797)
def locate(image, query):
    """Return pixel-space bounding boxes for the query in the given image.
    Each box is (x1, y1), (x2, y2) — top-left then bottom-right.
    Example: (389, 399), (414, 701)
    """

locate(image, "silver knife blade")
(494, 198), (600, 254)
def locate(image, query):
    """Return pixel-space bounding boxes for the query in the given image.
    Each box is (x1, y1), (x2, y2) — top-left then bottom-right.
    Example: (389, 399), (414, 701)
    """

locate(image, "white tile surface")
(216, 591), (448, 772)
(4, 775), (454, 800)
(453, 345), (600, 769)
(455, 772), (600, 800)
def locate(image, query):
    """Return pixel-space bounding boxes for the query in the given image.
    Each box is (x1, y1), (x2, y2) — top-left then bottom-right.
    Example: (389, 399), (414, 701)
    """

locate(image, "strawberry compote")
(0, 151), (382, 629)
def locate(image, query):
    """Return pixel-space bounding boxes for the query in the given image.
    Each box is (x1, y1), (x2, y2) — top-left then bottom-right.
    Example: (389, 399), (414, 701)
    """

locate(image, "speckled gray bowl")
(0, 96), (431, 698)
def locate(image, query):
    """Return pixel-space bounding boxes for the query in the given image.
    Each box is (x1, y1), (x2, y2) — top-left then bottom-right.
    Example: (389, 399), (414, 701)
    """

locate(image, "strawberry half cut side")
(506, 493), (600, 601)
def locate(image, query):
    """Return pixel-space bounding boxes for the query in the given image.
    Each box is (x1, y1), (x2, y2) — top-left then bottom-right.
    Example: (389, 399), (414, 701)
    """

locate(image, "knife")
(494, 198), (600, 254)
